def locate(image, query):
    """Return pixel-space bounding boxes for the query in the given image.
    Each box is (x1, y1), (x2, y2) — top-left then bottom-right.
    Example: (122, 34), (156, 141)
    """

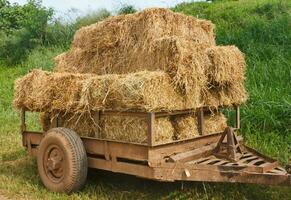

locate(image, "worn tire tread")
(38, 127), (87, 193)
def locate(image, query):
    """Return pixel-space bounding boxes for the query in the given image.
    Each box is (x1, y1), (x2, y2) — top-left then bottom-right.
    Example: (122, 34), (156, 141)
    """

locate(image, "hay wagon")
(20, 106), (290, 193)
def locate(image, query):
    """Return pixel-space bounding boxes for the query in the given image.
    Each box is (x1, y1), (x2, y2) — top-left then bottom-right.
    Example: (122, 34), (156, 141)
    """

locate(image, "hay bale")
(13, 69), (188, 112)
(173, 112), (227, 140)
(203, 82), (248, 107)
(54, 8), (214, 106)
(13, 70), (91, 112)
(204, 112), (227, 134)
(206, 45), (246, 85)
(173, 114), (198, 140)
(100, 116), (174, 144)
(40, 112), (99, 137)
(55, 10), (214, 74)
(202, 45), (247, 107)
(68, 8), (215, 63)
(51, 8), (249, 108)
(54, 41), (210, 108)
(152, 37), (209, 108)
(40, 112), (174, 144)
(13, 68), (247, 115)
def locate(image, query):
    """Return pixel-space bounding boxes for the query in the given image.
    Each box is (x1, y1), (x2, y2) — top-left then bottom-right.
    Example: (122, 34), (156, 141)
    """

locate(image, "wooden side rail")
(21, 106), (241, 148)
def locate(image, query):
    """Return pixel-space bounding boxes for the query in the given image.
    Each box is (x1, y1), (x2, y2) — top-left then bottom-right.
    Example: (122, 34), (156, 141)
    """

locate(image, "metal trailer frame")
(20, 106), (291, 186)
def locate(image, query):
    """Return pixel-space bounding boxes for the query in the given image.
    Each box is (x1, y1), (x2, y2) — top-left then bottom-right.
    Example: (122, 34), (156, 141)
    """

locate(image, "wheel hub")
(44, 146), (65, 181)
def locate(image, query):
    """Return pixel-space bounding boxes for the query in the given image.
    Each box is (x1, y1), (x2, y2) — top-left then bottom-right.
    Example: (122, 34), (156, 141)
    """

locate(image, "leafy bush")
(0, 0), (53, 65)
(118, 5), (137, 14)
(44, 9), (111, 47)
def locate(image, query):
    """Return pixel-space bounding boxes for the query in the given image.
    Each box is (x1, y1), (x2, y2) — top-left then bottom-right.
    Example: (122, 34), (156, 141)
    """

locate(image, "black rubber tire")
(37, 127), (88, 193)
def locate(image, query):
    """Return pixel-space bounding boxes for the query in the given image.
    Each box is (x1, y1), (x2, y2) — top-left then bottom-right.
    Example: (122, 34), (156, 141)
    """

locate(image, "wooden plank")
(238, 153), (253, 159)
(27, 137), (32, 155)
(101, 110), (148, 117)
(244, 145), (277, 163)
(260, 161), (279, 173)
(148, 133), (222, 163)
(197, 107), (204, 135)
(187, 158), (209, 165)
(147, 113), (155, 146)
(21, 109), (26, 132)
(82, 137), (148, 161)
(269, 168), (286, 175)
(23, 131), (43, 145)
(152, 161), (278, 174)
(152, 166), (291, 186)
(187, 156), (216, 165)
(275, 167), (286, 172)
(87, 157), (153, 178)
(155, 107), (222, 118)
(104, 141), (110, 160)
(213, 160), (228, 166)
(236, 106), (240, 129)
(248, 158), (265, 165)
(200, 158), (222, 165)
(152, 132), (224, 147)
(168, 144), (216, 163)
(94, 111), (100, 137)
(225, 162), (238, 166)
(21, 110), (27, 146)
(238, 155), (258, 163)
(155, 109), (195, 117)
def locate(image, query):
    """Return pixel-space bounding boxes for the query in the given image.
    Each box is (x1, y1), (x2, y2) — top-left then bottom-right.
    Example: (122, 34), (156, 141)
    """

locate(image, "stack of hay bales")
(13, 69), (186, 112)
(13, 8), (247, 144)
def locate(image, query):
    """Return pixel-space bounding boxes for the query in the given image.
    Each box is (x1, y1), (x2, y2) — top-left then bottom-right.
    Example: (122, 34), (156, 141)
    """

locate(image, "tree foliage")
(0, 0), (53, 65)
(0, 1), (138, 65)
(118, 5), (137, 15)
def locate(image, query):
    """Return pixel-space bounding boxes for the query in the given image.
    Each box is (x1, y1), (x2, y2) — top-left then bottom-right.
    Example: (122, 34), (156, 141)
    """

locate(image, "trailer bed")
(20, 106), (291, 188)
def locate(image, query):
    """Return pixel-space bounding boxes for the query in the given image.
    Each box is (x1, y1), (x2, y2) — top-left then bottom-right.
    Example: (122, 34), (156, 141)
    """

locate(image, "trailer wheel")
(37, 127), (87, 193)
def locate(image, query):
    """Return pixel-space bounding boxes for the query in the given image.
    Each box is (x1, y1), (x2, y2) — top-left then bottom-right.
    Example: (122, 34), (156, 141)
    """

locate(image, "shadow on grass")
(0, 154), (290, 200)
(1, 149), (27, 162)
(85, 169), (290, 200)
(0, 155), (40, 185)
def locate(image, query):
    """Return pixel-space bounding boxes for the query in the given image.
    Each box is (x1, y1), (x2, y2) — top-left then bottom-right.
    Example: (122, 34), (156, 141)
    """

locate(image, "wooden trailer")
(20, 106), (291, 193)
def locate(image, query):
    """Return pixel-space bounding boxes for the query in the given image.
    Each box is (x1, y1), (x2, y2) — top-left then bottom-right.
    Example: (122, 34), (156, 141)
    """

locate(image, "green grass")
(0, 0), (291, 199)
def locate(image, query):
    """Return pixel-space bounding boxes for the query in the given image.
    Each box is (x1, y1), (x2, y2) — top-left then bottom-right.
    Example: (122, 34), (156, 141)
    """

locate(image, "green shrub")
(118, 5), (137, 15)
(0, 0), (53, 65)
(44, 9), (110, 48)
(0, 1), (111, 64)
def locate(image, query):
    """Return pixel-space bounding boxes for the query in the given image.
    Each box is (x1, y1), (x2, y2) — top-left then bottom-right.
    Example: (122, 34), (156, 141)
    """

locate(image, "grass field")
(0, 0), (290, 199)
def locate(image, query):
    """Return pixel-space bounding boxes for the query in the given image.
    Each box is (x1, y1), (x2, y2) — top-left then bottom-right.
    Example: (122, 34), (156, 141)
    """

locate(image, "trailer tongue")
(154, 129), (289, 186)
(20, 106), (290, 193)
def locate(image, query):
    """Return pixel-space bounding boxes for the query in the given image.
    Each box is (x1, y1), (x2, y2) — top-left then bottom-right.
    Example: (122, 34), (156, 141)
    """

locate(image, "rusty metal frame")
(20, 106), (291, 186)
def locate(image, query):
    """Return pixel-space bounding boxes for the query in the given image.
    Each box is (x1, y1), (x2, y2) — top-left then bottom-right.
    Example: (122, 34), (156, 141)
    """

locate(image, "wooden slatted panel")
(238, 155), (258, 163)
(187, 157), (212, 165)
(248, 158), (265, 165)
(213, 160), (229, 165)
(168, 144), (215, 163)
(259, 161), (279, 173)
(200, 158), (222, 165)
